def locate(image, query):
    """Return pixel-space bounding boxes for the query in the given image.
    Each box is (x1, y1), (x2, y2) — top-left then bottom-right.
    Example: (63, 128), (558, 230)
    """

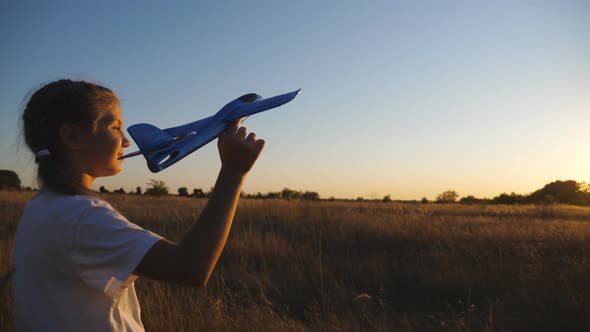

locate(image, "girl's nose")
(122, 133), (131, 148)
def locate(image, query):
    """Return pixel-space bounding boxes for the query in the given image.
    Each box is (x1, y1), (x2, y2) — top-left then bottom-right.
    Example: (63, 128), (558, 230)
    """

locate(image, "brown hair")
(21, 79), (119, 196)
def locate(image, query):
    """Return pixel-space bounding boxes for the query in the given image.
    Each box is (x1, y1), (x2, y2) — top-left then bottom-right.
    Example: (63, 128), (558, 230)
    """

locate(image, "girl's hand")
(217, 119), (265, 175)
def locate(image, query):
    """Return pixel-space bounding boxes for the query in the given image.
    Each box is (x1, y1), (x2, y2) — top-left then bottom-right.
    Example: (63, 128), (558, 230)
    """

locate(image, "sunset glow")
(1, 1), (588, 200)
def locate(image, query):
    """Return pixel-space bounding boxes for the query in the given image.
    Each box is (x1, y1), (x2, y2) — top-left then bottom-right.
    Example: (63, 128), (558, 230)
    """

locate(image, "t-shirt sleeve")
(71, 202), (163, 299)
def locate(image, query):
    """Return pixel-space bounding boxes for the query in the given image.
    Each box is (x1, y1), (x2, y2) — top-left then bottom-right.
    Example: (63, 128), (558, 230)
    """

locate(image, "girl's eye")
(113, 127), (121, 131)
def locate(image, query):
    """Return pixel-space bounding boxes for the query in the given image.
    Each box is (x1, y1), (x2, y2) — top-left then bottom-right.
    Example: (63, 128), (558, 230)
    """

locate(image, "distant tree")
(266, 192), (281, 199)
(192, 188), (207, 198)
(135, 186), (142, 195)
(484, 180), (590, 206)
(145, 179), (169, 196)
(421, 197), (429, 204)
(579, 181), (590, 193)
(255, 192), (263, 199)
(302, 191), (320, 201)
(99, 186), (109, 193)
(281, 188), (297, 200)
(114, 188), (126, 194)
(178, 187), (189, 197)
(436, 190), (459, 204)
(284, 188), (304, 200)
(328, 196), (335, 202)
(0, 170), (21, 190)
(528, 180), (588, 205)
(356, 197), (364, 202)
(382, 194), (392, 203)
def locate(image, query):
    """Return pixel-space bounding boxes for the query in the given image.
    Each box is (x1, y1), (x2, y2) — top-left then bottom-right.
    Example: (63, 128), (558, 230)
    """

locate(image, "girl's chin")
(97, 166), (122, 177)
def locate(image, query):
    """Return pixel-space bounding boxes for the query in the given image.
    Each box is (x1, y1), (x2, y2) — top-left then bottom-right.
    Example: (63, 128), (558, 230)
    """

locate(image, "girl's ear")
(58, 123), (88, 151)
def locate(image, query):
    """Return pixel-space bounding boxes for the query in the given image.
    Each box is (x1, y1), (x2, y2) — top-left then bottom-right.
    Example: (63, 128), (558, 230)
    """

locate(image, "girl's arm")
(133, 120), (264, 287)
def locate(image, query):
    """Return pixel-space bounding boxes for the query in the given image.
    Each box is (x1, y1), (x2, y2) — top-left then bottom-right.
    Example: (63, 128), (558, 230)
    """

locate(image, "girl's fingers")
(224, 122), (238, 135)
(228, 117), (245, 130)
(237, 127), (247, 139)
(254, 139), (265, 152)
(246, 132), (256, 142)
(224, 117), (244, 134)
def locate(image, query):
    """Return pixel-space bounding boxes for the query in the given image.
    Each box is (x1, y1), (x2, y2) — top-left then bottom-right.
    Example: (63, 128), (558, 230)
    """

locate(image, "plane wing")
(226, 89), (300, 120)
(161, 115), (214, 138)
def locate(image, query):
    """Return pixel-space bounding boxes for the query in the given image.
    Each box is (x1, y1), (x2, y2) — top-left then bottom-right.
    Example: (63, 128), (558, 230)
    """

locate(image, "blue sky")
(1, 1), (589, 199)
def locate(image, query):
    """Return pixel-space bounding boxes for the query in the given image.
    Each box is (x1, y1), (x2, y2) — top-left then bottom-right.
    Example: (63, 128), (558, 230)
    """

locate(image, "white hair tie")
(36, 149), (52, 159)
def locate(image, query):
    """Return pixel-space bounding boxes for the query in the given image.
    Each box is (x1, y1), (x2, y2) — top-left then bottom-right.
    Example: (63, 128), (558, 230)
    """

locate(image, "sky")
(1, 1), (589, 200)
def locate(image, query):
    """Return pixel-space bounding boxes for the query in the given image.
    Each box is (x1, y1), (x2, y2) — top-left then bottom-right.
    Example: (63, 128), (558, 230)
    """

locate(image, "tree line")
(102, 180), (322, 200)
(428, 180), (590, 206)
(0, 172), (321, 201)
(3, 170), (590, 205)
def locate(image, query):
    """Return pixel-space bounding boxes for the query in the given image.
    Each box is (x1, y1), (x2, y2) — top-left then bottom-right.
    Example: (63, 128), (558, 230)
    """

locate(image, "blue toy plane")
(119, 89), (301, 173)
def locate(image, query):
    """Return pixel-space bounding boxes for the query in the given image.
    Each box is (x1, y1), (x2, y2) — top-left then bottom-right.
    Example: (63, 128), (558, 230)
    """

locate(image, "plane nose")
(239, 93), (258, 103)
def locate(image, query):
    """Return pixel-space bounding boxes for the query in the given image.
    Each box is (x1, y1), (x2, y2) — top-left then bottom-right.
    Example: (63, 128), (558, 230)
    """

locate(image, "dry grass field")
(1, 190), (590, 331)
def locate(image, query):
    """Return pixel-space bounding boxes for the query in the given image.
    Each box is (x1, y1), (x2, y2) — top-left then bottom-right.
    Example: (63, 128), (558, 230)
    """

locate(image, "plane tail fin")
(127, 123), (175, 152)
(127, 123), (179, 172)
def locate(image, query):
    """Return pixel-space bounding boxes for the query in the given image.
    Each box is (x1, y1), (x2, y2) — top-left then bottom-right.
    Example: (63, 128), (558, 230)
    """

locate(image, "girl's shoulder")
(16, 191), (119, 259)
(32, 189), (109, 204)
(24, 190), (115, 222)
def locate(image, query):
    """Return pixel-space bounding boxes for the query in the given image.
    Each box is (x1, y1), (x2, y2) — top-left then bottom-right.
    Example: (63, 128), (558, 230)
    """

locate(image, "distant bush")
(302, 191), (320, 201)
(178, 187), (189, 197)
(281, 188), (301, 200)
(145, 179), (169, 196)
(436, 190), (459, 204)
(459, 195), (492, 205)
(492, 192), (527, 205)
(0, 170), (21, 190)
(192, 188), (208, 198)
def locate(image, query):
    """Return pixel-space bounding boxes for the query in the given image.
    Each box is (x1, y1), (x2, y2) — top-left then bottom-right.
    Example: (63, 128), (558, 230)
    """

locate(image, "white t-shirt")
(12, 190), (163, 332)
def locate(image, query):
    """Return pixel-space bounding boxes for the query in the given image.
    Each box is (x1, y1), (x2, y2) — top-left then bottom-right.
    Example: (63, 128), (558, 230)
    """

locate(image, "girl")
(13, 79), (265, 331)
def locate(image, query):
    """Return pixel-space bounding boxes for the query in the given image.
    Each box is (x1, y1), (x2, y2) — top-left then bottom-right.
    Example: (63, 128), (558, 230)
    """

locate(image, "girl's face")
(80, 102), (131, 177)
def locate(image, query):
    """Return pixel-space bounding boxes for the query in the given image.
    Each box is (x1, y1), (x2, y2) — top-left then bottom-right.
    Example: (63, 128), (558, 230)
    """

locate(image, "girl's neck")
(78, 173), (95, 191)
(61, 156), (96, 191)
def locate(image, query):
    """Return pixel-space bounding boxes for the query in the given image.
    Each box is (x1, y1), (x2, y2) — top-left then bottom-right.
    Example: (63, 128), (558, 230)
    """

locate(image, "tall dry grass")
(1, 191), (590, 331)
